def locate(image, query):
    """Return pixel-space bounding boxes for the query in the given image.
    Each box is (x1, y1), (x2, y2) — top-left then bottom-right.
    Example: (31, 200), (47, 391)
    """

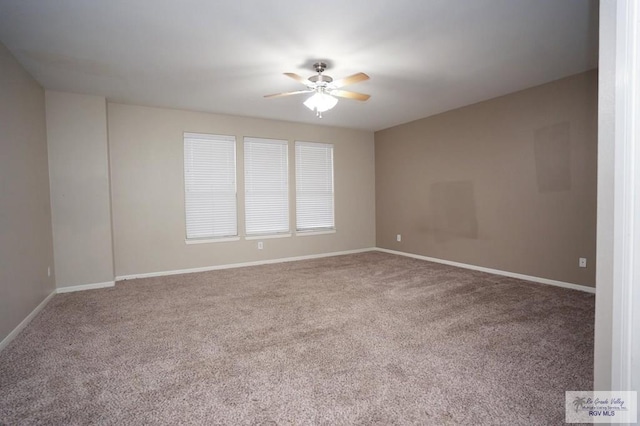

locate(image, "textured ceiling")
(0, 0), (598, 131)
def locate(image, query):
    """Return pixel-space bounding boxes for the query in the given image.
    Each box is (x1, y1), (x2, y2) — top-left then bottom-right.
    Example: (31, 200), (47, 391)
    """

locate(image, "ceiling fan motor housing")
(310, 62), (333, 85)
(309, 74), (333, 84)
(309, 62), (333, 86)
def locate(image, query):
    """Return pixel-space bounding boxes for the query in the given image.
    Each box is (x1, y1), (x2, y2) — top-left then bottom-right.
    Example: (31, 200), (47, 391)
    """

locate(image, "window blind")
(244, 137), (289, 235)
(184, 133), (237, 239)
(295, 141), (335, 231)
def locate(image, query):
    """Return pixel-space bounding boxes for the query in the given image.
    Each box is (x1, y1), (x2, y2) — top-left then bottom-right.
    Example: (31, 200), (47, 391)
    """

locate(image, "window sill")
(185, 236), (240, 245)
(245, 233), (292, 240)
(296, 229), (336, 237)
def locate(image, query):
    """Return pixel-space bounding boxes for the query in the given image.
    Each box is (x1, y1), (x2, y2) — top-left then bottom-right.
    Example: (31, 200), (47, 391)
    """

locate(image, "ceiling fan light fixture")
(264, 62), (369, 119)
(303, 92), (338, 114)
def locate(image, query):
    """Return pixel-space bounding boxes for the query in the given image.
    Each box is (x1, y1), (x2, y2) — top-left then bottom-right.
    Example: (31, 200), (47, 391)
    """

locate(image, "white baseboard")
(0, 289), (56, 352)
(0, 280), (115, 353)
(56, 281), (115, 293)
(375, 248), (596, 294)
(116, 247), (377, 281)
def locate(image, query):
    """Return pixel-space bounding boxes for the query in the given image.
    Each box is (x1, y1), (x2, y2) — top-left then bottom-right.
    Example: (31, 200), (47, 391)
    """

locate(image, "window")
(183, 133), (237, 240)
(295, 141), (335, 231)
(244, 137), (289, 235)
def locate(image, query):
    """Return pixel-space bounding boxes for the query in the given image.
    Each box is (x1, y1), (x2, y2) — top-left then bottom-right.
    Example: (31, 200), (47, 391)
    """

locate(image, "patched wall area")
(375, 71), (597, 286)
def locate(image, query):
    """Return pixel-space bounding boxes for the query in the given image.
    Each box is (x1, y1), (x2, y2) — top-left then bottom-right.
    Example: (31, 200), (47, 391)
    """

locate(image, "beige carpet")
(0, 252), (594, 425)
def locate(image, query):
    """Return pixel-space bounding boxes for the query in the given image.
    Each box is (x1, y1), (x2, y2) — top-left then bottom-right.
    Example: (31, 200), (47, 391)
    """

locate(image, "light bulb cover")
(303, 92), (338, 112)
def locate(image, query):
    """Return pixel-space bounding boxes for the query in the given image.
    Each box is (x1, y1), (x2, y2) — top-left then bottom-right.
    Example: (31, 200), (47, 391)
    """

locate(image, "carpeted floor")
(0, 252), (594, 425)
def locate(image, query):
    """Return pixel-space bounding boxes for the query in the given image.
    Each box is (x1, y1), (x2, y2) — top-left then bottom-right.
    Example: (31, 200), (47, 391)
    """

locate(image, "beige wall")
(0, 42), (55, 342)
(46, 91), (114, 288)
(375, 70), (597, 287)
(108, 103), (376, 277)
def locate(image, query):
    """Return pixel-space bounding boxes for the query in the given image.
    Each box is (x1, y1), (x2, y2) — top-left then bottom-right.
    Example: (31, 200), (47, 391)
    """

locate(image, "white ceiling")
(0, 0), (598, 131)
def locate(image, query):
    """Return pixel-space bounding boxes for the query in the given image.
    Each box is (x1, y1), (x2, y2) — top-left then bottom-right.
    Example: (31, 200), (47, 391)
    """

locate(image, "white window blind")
(295, 141), (335, 231)
(184, 133), (237, 239)
(244, 137), (289, 235)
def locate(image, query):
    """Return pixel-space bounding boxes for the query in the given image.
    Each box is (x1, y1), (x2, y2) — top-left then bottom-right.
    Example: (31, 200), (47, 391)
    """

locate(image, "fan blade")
(264, 90), (312, 98)
(283, 72), (310, 86)
(330, 90), (370, 101)
(332, 72), (369, 88)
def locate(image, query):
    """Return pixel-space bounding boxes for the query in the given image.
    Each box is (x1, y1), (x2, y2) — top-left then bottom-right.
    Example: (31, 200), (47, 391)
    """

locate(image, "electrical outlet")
(396, 234), (402, 242)
(579, 258), (587, 268)
(258, 241), (263, 250)
(47, 266), (51, 277)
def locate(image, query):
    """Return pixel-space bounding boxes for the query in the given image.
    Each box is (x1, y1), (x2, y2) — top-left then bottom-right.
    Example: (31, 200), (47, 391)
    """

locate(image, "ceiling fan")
(264, 62), (370, 118)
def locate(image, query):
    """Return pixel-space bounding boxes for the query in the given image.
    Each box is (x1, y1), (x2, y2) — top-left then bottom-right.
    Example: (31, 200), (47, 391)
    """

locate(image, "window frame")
(243, 137), (291, 237)
(295, 141), (336, 234)
(183, 132), (238, 243)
